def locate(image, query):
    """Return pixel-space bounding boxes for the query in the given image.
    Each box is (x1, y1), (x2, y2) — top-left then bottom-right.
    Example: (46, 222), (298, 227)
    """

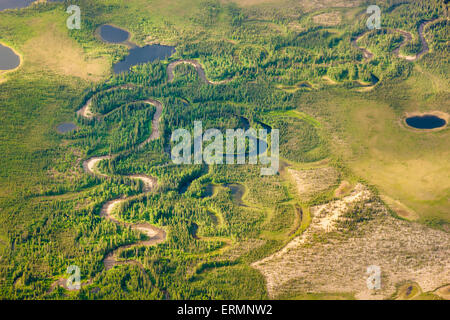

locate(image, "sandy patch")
(353, 79), (378, 92)
(434, 284), (450, 300)
(228, 0), (362, 9)
(100, 198), (126, 220)
(313, 183), (371, 232)
(288, 167), (339, 201)
(76, 97), (94, 118)
(252, 184), (450, 299)
(322, 76), (337, 85)
(137, 99), (164, 147)
(354, 85), (376, 92)
(230, 0), (362, 10)
(298, 0), (362, 12)
(83, 156), (111, 177)
(334, 180), (352, 198)
(313, 12), (341, 26)
(129, 174), (158, 192)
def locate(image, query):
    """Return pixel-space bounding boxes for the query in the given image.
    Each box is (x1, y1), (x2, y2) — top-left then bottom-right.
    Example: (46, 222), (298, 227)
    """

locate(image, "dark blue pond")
(405, 115), (446, 129)
(99, 25), (129, 43)
(0, 44), (20, 70)
(113, 44), (176, 74)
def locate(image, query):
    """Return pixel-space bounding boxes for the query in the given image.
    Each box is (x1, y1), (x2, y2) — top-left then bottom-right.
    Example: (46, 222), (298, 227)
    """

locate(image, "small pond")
(99, 25), (130, 43)
(0, 44), (20, 70)
(57, 122), (77, 133)
(297, 82), (312, 88)
(203, 184), (215, 198)
(405, 115), (446, 130)
(224, 183), (247, 207)
(201, 183), (246, 205)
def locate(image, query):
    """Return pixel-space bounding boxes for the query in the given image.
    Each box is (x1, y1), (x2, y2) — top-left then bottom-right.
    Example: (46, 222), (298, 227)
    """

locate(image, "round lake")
(99, 25), (130, 43)
(405, 115), (446, 130)
(0, 44), (20, 70)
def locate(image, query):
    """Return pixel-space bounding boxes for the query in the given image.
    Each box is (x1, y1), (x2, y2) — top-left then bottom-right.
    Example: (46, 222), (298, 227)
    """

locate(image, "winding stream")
(76, 59), (229, 273)
(82, 99), (165, 270)
(352, 18), (442, 61)
(167, 60), (233, 84)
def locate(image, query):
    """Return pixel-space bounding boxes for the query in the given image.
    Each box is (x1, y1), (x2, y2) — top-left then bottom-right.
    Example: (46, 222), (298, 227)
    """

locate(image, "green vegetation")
(0, 0), (448, 300)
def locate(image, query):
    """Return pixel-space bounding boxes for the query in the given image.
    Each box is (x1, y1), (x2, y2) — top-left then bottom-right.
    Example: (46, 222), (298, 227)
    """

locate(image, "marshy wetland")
(0, 0), (449, 301)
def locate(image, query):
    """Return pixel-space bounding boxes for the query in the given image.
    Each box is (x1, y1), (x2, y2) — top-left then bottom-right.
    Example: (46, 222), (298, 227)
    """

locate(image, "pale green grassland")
(296, 67), (450, 224)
